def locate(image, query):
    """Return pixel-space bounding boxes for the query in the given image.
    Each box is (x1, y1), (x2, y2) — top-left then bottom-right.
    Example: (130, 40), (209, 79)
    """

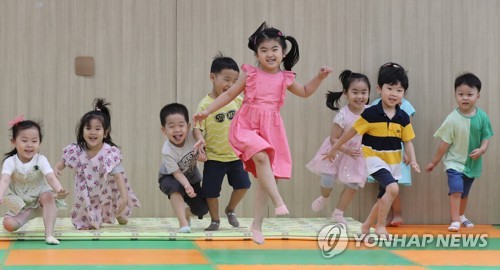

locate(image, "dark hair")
(377, 62), (409, 91)
(160, 103), (189, 127)
(326, 70), (371, 111)
(454, 72), (481, 92)
(76, 98), (117, 150)
(4, 120), (43, 160)
(211, 52), (239, 74)
(247, 22), (299, 71)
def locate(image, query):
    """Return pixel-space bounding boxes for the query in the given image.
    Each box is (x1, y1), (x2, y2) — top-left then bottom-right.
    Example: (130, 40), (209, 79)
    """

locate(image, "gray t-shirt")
(159, 130), (201, 184)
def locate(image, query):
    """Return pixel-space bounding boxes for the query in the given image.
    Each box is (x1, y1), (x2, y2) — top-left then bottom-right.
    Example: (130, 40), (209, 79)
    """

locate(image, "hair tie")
(8, 114), (25, 127)
(253, 36), (257, 46)
(95, 107), (101, 111)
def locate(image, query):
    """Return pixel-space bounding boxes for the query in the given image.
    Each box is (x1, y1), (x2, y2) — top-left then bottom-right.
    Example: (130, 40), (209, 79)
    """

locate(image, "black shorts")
(158, 174), (208, 217)
(371, 168), (398, 198)
(201, 160), (251, 198)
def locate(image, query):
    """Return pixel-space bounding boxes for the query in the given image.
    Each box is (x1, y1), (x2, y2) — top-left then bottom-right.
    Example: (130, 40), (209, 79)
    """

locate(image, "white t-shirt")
(2, 154), (53, 176)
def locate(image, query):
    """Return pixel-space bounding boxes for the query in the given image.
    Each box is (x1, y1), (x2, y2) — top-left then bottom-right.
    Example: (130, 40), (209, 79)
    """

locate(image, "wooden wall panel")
(0, 0), (498, 224)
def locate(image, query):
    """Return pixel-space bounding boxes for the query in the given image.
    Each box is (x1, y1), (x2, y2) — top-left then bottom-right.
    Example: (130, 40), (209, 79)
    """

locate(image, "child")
(0, 116), (68, 244)
(324, 62), (420, 238)
(194, 53), (251, 231)
(158, 103), (208, 233)
(306, 70), (371, 224)
(55, 98), (141, 230)
(367, 97), (416, 226)
(426, 73), (493, 232)
(194, 22), (333, 244)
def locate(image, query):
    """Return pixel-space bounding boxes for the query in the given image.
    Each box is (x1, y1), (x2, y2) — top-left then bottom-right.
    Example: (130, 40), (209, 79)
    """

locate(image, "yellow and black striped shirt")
(353, 100), (415, 178)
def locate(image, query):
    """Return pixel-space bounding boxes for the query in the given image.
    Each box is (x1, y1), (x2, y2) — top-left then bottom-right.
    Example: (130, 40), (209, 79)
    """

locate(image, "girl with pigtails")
(194, 22), (333, 244)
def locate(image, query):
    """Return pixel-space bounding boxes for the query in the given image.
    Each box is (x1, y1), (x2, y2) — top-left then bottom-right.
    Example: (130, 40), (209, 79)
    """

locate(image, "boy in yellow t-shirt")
(194, 53), (251, 231)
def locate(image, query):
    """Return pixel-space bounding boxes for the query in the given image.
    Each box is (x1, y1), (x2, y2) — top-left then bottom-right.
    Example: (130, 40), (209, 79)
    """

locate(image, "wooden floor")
(0, 224), (498, 269)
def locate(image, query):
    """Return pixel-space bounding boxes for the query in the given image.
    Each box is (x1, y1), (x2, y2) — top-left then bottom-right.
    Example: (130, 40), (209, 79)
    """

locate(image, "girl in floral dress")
(55, 99), (140, 230)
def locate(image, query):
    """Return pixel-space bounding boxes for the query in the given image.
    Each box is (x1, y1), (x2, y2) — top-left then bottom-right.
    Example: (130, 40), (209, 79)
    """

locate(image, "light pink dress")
(229, 64), (295, 179)
(62, 143), (141, 229)
(306, 105), (368, 187)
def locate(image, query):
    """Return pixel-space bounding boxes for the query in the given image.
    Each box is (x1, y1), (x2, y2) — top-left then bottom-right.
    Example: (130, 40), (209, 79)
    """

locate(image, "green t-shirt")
(434, 108), (493, 178)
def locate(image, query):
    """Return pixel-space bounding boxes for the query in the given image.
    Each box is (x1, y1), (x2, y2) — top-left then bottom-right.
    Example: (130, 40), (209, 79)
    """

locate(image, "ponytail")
(283, 36), (299, 71)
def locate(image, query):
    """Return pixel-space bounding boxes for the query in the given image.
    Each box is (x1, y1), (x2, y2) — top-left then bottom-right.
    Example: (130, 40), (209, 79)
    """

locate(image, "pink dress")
(306, 105), (368, 188)
(62, 143), (141, 229)
(229, 64), (295, 179)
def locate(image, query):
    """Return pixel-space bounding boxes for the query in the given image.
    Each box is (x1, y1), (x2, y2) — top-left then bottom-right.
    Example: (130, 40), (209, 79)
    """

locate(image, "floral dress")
(62, 143), (141, 229)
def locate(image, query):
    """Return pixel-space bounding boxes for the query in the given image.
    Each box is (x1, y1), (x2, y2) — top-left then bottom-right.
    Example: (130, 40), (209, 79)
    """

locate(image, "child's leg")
(361, 201), (379, 234)
(449, 192), (461, 222)
(332, 186), (357, 224)
(376, 183), (398, 236)
(312, 175), (334, 212)
(170, 192), (190, 228)
(2, 208), (36, 232)
(390, 194), (403, 226)
(225, 188), (247, 227)
(252, 151), (287, 215)
(39, 192), (60, 245)
(206, 198), (220, 222)
(251, 181), (268, 244)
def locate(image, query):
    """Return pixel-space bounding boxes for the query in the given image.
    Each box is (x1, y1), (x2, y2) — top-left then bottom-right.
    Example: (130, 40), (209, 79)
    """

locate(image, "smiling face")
(455, 84), (480, 115)
(161, 113), (190, 147)
(11, 127), (41, 163)
(83, 118), (107, 151)
(345, 79), (370, 113)
(377, 82), (405, 109)
(210, 68), (239, 98)
(255, 39), (284, 73)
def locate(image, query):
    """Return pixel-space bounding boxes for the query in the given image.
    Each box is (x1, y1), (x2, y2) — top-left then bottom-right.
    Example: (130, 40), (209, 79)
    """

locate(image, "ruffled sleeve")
(102, 144), (123, 174)
(241, 64), (257, 102)
(61, 144), (81, 169)
(333, 109), (346, 129)
(279, 70), (296, 108)
(282, 70), (296, 88)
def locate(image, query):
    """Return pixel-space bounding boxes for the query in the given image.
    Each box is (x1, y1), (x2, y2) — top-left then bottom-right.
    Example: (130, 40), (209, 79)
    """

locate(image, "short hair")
(377, 62), (409, 91)
(211, 52), (239, 74)
(159, 103), (189, 126)
(454, 72), (481, 92)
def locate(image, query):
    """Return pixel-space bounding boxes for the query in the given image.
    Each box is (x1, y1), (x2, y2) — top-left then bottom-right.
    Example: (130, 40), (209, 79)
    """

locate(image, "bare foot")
(361, 222), (371, 235)
(390, 216), (403, 227)
(375, 226), (390, 240)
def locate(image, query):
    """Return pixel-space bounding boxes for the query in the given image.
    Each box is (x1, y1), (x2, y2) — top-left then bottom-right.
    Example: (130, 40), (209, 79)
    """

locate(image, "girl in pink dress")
(194, 22), (333, 244)
(55, 99), (141, 230)
(306, 70), (371, 224)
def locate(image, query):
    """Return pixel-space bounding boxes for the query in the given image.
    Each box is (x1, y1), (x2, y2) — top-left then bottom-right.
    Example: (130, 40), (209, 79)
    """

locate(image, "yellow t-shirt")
(196, 94), (243, 162)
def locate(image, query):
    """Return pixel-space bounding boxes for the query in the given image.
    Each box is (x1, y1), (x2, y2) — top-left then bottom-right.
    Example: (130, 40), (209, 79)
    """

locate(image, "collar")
(375, 100), (404, 121)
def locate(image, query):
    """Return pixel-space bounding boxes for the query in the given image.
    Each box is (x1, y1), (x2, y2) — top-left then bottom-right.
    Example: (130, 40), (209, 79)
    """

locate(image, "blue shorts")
(158, 174), (208, 217)
(201, 160), (251, 198)
(446, 169), (475, 198)
(371, 168), (398, 198)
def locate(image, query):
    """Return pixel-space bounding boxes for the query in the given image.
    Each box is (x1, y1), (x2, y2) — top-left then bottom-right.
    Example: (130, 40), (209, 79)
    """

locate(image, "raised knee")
(39, 192), (56, 204)
(386, 183), (399, 196)
(3, 218), (20, 232)
(252, 152), (268, 165)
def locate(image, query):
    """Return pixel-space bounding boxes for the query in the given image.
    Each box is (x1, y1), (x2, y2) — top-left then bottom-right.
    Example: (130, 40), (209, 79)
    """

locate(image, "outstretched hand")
(318, 66), (334, 80)
(53, 189), (70, 199)
(193, 111), (209, 129)
(410, 161), (421, 173)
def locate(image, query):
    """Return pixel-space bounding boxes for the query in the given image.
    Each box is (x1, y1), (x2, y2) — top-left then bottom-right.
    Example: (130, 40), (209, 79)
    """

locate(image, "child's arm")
(112, 172), (129, 216)
(426, 140), (451, 172)
(329, 123), (362, 159)
(469, 139), (489, 160)
(403, 140), (420, 173)
(44, 173), (69, 199)
(192, 129), (207, 162)
(0, 174), (12, 204)
(287, 66), (333, 97)
(323, 126), (358, 161)
(54, 160), (66, 178)
(172, 170), (196, 198)
(193, 73), (246, 126)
